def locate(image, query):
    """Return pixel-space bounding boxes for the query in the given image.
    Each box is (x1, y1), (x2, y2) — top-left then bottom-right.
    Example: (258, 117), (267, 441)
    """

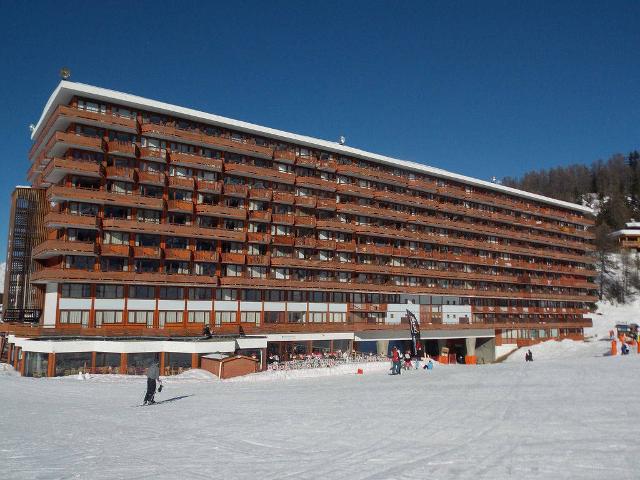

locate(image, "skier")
(143, 361), (162, 405)
(424, 359), (434, 370)
(403, 350), (412, 370)
(414, 342), (424, 370)
(391, 347), (401, 375)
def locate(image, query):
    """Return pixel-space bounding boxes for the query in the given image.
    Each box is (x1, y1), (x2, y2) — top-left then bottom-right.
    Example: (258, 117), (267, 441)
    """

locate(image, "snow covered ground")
(2, 301), (640, 479)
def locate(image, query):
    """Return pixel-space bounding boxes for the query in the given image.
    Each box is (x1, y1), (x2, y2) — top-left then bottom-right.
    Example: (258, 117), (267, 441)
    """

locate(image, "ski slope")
(2, 302), (639, 479)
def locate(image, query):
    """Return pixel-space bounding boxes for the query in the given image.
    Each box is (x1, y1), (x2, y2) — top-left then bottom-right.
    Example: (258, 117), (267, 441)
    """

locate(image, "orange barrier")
(356, 368), (363, 375)
(611, 340), (617, 356)
(438, 355), (449, 364)
(465, 355), (477, 365)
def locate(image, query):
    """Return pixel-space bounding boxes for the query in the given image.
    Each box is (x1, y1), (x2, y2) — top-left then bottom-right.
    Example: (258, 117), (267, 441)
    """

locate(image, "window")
(240, 290), (261, 301)
(188, 311), (210, 323)
(95, 311), (123, 326)
(100, 257), (127, 272)
(128, 310), (154, 326)
(240, 311), (261, 325)
(329, 312), (346, 323)
(59, 310), (89, 326)
(287, 311), (305, 323)
(61, 284), (91, 298)
(308, 312), (326, 323)
(159, 311), (183, 326)
(289, 291), (305, 302)
(265, 290), (284, 302)
(215, 311), (236, 325)
(129, 285), (155, 299)
(159, 287), (184, 300)
(215, 288), (237, 301)
(189, 288), (213, 300)
(95, 285), (124, 298)
(310, 291), (327, 303)
(226, 265), (243, 277)
(103, 231), (129, 245)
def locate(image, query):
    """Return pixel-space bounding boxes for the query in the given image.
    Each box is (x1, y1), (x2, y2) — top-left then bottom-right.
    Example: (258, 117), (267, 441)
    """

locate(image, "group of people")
(390, 346), (433, 375)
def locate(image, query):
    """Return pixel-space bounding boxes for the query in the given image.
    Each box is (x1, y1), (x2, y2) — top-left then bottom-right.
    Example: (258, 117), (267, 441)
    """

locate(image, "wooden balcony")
(273, 192), (295, 204)
(295, 156), (318, 169)
(248, 210), (271, 222)
(44, 131), (104, 158)
(139, 146), (167, 162)
(336, 163), (408, 187)
(272, 235), (295, 246)
(167, 199), (193, 213)
(106, 140), (137, 157)
(102, 219), (245, 242)
(295, 176), (337, 192)
(223, 183), (249, 198)
(316, 198), (337, 211)
(295, 215), (316, 228)
(165, 248), (192, 261)
(249, 188), (272, 201)
(32, 239), (96, 260)
(170, 151), (222, 172)
(137, 170), (166, 186)
(44, 212), (98, 230)
(295, 237), (317, 248)
(335, 241), (356, 252)
(42, 157), (102, 184)
(194, 250), (219, 263)
(196, 204), (246, 219)
(247, 255), (270, 266)
(220, 253), (246, 264)
(294, 196), (316, 208)
(224, 162), (295, 185)
(196, 179), (222, 194)
(133, 246), (161, 259)
(168, 176), (195, 190)
(317, 159), (338, 173)
(100, 244), (130, 257)
(30, 268), (218, 286)
(272, 213), (295, 225)
(105, 166), (135, 182)
(316, 219), (354, 233)
(356, 244), (393, 256)
(336, 183), (375, 199)
(273, 150), (296, 164)
(317, 239), (337, 250)
(247, 232), (272, 244)
(48, 185), (164, 210)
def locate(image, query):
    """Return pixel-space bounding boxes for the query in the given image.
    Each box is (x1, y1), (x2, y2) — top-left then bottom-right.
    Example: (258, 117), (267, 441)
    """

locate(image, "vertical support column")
(47, 353), (56, 377)
(191, 352), (199, 369)
(159, 352), (165, 376)
(376, 340), (389, 356)
(91, 351), (96, 374)
(120, 353), (128, 374)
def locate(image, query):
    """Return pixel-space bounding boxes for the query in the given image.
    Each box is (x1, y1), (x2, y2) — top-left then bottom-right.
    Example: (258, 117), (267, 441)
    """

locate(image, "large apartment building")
(2, 81), (597, 376)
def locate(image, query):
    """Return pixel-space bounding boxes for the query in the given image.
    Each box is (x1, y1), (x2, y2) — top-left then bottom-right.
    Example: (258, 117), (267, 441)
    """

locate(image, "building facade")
(2, 186), (47, 322)
(611, 221), (640, 252)
(2, 81), (598, 376)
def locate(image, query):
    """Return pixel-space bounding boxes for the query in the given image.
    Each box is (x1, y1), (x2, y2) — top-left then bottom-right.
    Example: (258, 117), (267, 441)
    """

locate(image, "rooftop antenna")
(59, 67), (71, 80)
(28, 124), (35, 133)
(338, 135), (346, 145)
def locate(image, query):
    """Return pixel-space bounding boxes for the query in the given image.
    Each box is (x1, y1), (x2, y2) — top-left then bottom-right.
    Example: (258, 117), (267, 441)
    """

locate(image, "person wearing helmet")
(143, 361), (162, 405)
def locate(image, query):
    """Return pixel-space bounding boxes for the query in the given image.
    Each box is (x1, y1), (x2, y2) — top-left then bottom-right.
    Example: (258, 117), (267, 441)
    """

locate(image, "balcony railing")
(168, 176), (195, 190)
(224, 162), (295, 184)
(247, 255), (270, 266)
(133, 246), (161, 259)
(249, 188), (273, 201)
(272, 213), (295, 225)
(294, 196), (316, 208)
(139, 147), (167, 162)
(167, 199), (193, 213)
(273, 150), (296, 164)
(196, 204), (246, 219)
(43, 157), (102, 183)
(196, 179), (222, 194)
(30, 268), (218, 286)
(273, 192), (295, 204)
(248, 210), (271, 222)
(247, 232), (271, 244)
(32, 239), (96, 259)
(106, 140), (137, 157)
(193, 250), (219, 263)
(220, 252), (246, 264)
(169, 151), (222, 171)
(137, 170), (166, 186)
(165, 248), (192, 261)
(48, 185), (165, 210)
(295, 176), (337, 192)
(100, 244), (130, 257)
(44, 211), (98, 230)
(105, 166), (135, 182)
(223, 183), (249, 198)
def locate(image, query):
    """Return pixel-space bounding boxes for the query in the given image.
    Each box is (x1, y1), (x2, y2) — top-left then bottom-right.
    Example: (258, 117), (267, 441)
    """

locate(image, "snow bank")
(0, 363), (17, 376)
(227, 360), (393, 382)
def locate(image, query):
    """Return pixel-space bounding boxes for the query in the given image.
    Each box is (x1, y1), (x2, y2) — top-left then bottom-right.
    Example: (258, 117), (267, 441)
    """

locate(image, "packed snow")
(2, 302), (640, 479)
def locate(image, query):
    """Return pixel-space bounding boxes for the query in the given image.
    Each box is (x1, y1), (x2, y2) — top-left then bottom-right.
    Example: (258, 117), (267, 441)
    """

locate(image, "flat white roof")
(31, 81), (593, 214)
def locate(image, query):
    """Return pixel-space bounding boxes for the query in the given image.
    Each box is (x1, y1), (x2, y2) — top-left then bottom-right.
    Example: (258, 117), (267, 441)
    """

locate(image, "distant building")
(1, 81), (598, 377)
(2, 187), (46, 322)
(611, 221), (640, 252)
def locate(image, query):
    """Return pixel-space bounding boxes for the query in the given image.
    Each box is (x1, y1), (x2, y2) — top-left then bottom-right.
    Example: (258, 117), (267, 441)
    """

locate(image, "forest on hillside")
(502, 151), (640, 231)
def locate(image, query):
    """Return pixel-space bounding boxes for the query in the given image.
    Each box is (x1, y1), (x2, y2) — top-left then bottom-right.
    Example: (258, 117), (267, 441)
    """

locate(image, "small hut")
(200, 353), (260, 379)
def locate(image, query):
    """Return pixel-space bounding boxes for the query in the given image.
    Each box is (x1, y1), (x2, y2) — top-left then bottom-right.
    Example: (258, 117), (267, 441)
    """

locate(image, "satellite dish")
(59, 67), (71, 80)
(338, 135), (346, 145)
(28, 124), (35, 133)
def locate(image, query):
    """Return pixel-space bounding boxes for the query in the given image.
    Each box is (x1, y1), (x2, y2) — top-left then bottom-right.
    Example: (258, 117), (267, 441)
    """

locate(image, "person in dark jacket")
(143, 362), (162, 405)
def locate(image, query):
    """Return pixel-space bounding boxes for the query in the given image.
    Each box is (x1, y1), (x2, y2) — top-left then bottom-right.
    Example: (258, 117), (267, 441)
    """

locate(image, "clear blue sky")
(0, 0), (638, 259)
